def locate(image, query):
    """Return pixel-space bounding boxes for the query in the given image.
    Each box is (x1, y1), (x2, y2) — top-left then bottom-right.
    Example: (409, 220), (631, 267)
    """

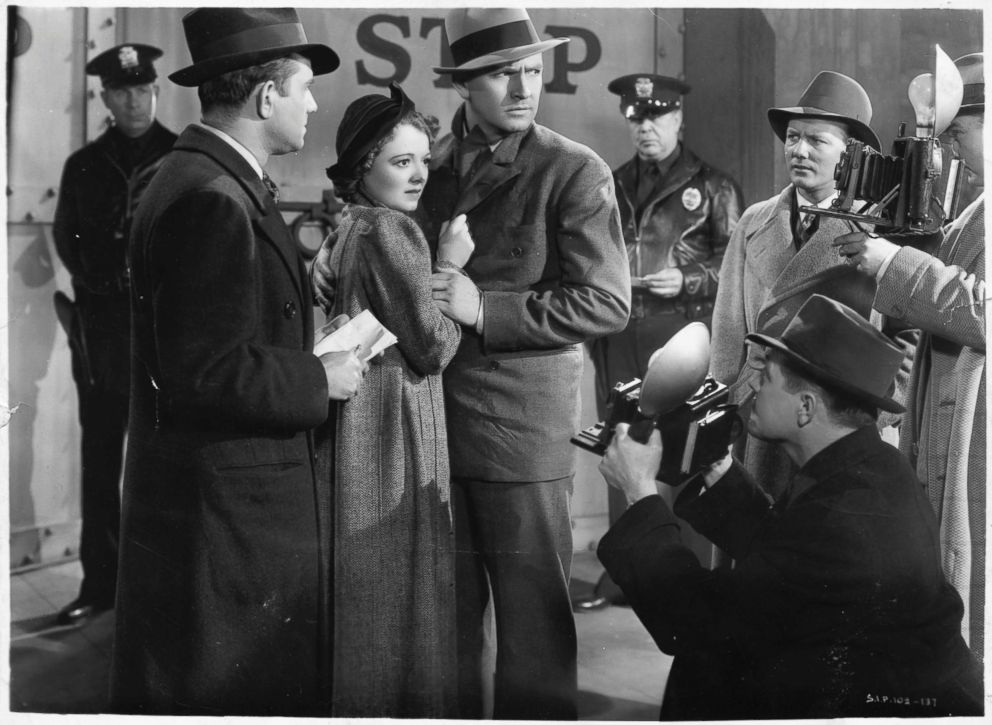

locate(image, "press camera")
(802, 45), (966, 236)
(572, 323), (743, 483)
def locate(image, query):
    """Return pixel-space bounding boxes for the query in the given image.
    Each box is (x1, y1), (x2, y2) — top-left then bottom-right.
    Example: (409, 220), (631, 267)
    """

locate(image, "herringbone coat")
(873, 195), (986, 658)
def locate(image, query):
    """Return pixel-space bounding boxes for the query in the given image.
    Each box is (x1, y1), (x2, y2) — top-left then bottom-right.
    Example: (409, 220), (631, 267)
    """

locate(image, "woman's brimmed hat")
(767, 71), (881, 151)
(169, 8), (339, 87)
(433, 8), (568, 74)
(326, 83), (415, 185)
(746, 294), (905, 414)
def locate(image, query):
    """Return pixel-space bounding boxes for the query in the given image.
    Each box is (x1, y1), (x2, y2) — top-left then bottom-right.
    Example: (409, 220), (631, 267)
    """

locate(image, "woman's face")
(362, 122), (431, 212)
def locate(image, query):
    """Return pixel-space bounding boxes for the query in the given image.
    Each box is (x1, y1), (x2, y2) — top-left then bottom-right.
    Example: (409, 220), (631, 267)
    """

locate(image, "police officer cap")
(85, 43), (161, 88)
(608, 74), (690, 119)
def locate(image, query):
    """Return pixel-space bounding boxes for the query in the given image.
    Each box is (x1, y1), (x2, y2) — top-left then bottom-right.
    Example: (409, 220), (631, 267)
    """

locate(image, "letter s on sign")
(356, 14), (412, 85)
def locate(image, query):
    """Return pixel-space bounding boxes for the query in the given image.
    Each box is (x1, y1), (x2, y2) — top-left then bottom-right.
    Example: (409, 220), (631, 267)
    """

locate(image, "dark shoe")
(572, 594), (611, 612)
(55, 598), (112, 626)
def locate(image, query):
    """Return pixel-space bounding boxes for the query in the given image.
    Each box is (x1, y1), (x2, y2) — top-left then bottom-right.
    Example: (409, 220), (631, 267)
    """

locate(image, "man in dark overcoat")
(575, 73), (743, 611)
(422, 7), (630, 719)
(597, 295), (982, 719)
(52, 43), (176, 625)
(110, 8), (365, 715)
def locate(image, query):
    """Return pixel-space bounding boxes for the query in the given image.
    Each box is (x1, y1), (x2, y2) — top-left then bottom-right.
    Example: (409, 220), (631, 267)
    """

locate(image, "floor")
(9, 552), (671, 719)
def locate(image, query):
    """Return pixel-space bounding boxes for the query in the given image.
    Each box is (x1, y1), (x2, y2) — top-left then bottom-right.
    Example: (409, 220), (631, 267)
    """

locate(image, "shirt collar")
(199, 122), (264, 180)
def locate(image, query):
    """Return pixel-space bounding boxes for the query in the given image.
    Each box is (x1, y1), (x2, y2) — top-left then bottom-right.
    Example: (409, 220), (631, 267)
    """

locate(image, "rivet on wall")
(24, 211), (34, 222)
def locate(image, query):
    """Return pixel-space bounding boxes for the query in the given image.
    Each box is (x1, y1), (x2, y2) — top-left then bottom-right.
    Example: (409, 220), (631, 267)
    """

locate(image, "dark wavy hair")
(331, 110), (440, 204)
(198, 57), (299, 112)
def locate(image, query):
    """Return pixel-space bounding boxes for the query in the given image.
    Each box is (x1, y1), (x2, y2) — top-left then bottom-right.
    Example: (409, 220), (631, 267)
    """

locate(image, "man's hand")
(319, 346), (367, 400)
(641, 268), (684, 298)
(311, 233), (336, 311)
(599, 423), (664, 507)
(438, 213), (475, 268)
(431, 271), (481, 326)
(833, 230), (899, 278)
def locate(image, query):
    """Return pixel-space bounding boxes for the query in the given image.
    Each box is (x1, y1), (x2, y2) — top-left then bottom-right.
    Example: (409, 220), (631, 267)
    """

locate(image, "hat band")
(193, 22), (308, 63)
(449, 20), (539, 67)
(962, 82), (984, 106)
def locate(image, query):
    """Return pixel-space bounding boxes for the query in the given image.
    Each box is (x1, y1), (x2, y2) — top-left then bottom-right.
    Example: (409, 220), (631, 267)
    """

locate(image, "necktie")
(795, 211), (819, 249)
(262, 173), (280, 205)
(458, 128), (492, 183)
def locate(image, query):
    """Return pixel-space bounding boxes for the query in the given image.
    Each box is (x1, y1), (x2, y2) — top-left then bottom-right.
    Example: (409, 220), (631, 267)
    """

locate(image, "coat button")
(510, 247), (523, 258)
(489, 360), (500, 371)
(283, 301), (297, 319)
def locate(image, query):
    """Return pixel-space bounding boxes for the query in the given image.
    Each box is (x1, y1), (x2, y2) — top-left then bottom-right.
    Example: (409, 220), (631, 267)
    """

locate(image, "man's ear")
(99, 88), (111, 111)
(451, 78), (471, 102)
(796, 390), (817, 428)
(255, 80), (277, 119)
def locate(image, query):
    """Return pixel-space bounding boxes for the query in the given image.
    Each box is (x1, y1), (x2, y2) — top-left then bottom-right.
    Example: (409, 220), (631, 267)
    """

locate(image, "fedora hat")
(169, 8), (339, 87)
(768, 71), (881, 151)
(954, 52), (984, 113)
(746, 294), (905, 414)
(433, 8), (568, 74)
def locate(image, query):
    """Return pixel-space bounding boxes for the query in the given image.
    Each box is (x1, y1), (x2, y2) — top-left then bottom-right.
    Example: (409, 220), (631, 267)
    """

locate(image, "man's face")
(101, 83), (158, 138)
(455, 54), (544, 140)
(268, 56), (317, 155)
(942, 113), (984, 185)
(627, 109), (682, 162)
(746, 348), (797, 444)
(783, 118), (849, 202)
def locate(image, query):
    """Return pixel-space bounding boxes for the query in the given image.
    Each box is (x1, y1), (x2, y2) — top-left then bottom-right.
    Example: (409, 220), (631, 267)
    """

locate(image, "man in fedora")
(834, 51), (986, 663)
(417, 6), (629, 719)
(110, 8), (365, 715)
(597, 294), (982, 719)
(709, 71), (913, 501)
(574, 74), (744, 612)
(52, 43), (176, 627)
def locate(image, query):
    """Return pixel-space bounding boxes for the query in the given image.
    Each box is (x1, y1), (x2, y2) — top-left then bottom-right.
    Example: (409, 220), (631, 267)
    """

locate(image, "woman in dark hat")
(314, 83), (472, 717)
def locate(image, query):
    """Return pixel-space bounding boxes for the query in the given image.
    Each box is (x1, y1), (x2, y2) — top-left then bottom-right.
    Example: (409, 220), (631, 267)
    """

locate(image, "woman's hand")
(438, 214), (475, 268)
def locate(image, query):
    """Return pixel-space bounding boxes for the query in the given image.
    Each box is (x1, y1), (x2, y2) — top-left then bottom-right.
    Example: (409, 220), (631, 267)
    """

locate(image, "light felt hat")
(954, 52), (984, 113)
(433, 8), (568, 74)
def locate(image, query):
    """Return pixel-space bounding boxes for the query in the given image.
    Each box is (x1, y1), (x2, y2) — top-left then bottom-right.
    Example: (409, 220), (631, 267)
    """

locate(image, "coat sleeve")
(481, 156), (631, 351)
(873, 239), (985, 352)
(709, 205), (755, 388)
(52, 157), (85, 280)
(146, 190), (329, 432)
(680, 174), (744, 301)
(357, 212), (461, 377)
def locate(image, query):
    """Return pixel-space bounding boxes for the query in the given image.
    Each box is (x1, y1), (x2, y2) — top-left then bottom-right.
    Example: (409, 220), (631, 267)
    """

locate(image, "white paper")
(313, 309), (397, 362)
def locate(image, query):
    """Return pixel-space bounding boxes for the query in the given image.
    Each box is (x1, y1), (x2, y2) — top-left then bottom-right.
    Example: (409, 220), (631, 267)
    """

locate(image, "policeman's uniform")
(582, 75), (744, 607)
(52, 44), (177, 623)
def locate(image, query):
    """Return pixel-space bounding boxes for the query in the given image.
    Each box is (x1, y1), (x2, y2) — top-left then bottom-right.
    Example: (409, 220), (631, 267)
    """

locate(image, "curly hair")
(332, 110), (440, 203)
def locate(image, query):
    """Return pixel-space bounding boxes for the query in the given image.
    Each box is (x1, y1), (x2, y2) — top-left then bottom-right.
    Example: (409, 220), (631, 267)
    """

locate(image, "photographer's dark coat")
(111, 125), (330, 716)
(598, 427), (981, 719)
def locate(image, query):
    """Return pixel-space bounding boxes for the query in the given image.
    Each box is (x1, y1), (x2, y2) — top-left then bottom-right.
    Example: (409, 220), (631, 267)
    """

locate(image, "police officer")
(576, 74), (743, 611)
(53, 44), (177, 625)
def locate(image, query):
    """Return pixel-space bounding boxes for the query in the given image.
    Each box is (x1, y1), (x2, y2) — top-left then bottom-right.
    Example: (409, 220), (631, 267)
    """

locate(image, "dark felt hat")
(955, 52), (984, 113)
(86, 44), (161, 88)
(169, 7), (339, 87)
(768, 71), (881, 151)
(608, 74), (690, 119)
(326, 83), (415, 185)
(746, 294), (905, 414)
(433, 8), (568, 74)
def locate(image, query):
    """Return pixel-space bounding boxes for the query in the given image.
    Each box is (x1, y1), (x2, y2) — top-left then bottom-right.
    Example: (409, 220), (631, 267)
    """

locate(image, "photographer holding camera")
(597, 294), (981, 719)
(834, 52), (985, 663)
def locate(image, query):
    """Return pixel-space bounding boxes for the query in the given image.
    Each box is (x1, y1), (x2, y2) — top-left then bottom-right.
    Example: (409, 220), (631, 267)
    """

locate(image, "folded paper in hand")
(313, 309), (397, 361)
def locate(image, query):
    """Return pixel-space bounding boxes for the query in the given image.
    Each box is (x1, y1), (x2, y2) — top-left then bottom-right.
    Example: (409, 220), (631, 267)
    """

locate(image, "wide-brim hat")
(326, 83), (415, 184)
(169, 8), (339, 87)
(768, 71), (881, 151)
(955, 52), (984, 113)
(746, 294), (905, 414)
(433, 8), (568, 74)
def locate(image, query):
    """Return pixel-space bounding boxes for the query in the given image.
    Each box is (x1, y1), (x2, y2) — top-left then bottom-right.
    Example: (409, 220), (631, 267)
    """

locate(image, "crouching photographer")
(596, 294), (981, 720)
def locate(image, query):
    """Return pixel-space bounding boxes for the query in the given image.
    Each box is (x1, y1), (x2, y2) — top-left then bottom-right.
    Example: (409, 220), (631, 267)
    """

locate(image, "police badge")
(118, 45), (139, 70)
(635, 77), (654, 98)
(682, 187), (702, 211)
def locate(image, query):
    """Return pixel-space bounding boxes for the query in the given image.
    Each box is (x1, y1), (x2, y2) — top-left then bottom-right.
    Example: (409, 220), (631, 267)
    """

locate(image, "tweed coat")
(598, 427), (981, 720)
(872, 195), (986, 657)
(710, 186), (912, 498)
(53, 121), (177, 395)
(112, 125), (330, 715)
(417, 107), (630, 482)
(315, 204), (460, 716)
